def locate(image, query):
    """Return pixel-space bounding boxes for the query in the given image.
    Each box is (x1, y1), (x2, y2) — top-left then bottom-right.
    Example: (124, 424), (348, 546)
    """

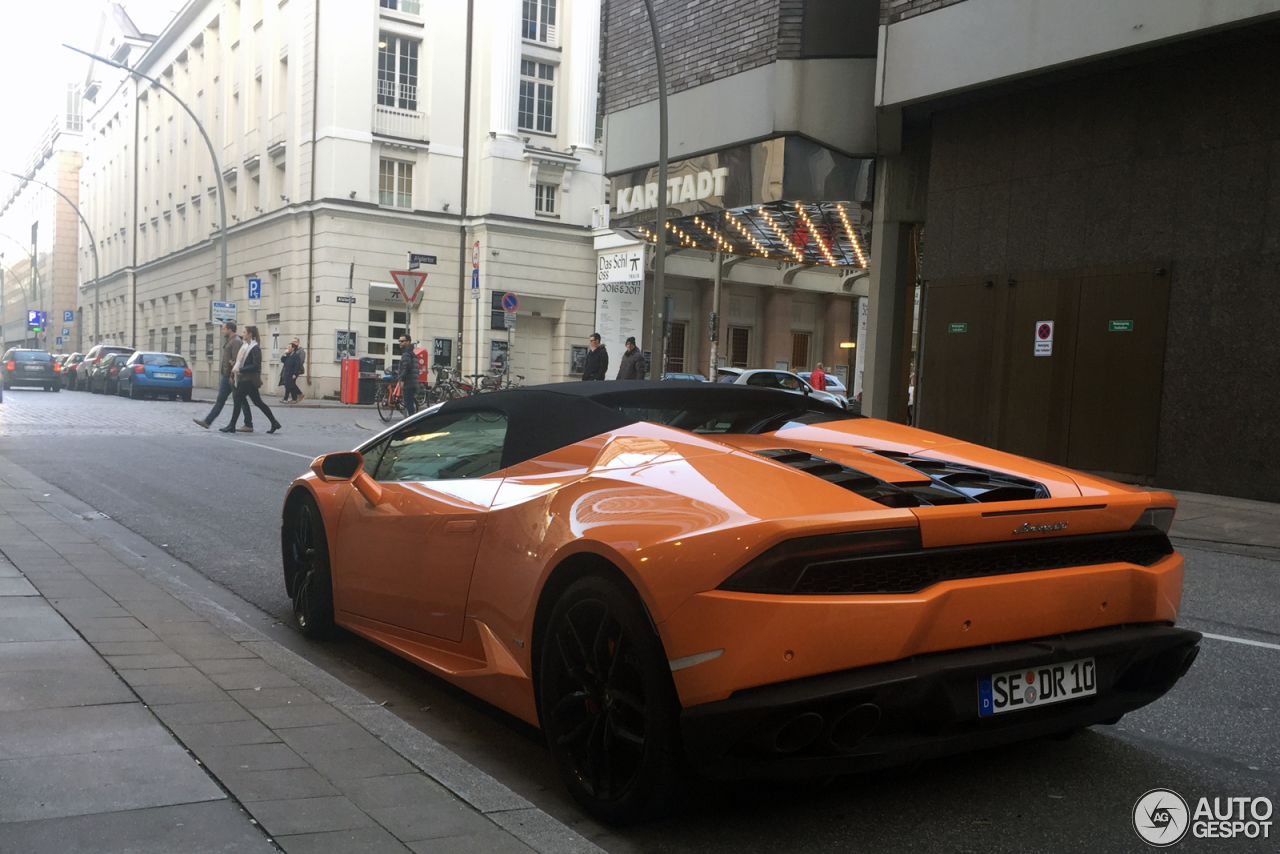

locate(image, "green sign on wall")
(948, 323), (968, 333)
(1109, 320), (1134, 332)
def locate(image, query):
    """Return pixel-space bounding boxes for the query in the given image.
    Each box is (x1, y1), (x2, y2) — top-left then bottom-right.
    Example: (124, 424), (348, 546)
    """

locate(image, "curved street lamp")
(64, 44), (229, 307)
(1, 170), (100, 346)
(640, 0), (669, 379)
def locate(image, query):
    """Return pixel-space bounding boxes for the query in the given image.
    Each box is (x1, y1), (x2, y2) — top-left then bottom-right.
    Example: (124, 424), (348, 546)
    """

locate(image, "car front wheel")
(282, 493), (335, 637)
(539, 575), (687, 824)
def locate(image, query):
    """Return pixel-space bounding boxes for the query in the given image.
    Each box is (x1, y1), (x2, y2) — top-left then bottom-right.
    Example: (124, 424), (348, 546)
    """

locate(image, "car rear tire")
(283, 493), (335, 638)
(180, 390), (192, 402)
(51, 384), (60, 393)
(539, 575), (687, 824)
(168, 393), (177, 401)
(129, 385), (142, 400)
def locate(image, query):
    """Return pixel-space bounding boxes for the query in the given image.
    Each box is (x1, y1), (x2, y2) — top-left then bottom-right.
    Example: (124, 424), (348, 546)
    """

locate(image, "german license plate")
(25, 365), (42, 371)
(156, 372), (176, 379)
(978, 657), (1096, 716)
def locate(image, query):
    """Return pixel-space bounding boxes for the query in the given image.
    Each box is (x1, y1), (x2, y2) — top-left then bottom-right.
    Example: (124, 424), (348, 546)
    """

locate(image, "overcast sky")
(0, 0), (179, 200)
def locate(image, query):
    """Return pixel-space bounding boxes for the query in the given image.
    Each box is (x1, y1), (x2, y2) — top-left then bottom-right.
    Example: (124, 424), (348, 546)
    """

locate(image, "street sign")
(504, 312), (517, 329)
(501, 292), (519, 313)
(1034, 320), (1054, 357)
(1109, 320), (1134, 332)
(336, 295), (357, 304)
(63, 309), (74, 322)
(62, 327), (70, 337)
(56, 337), (62, 346)
(948, 323), (967, 333)
(408, 253), (437, 270)
(247, 277), (262, 309)
(211, 301), (237, 323)
(27, 310), (45, 330)
(470, 241), (480, 299)
(389, 270), (427, 304)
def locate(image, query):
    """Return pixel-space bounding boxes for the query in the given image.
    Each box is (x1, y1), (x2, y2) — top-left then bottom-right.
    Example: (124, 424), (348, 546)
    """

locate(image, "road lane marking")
(1202, 632), (1280, 651)
(226, 439), (315, 459)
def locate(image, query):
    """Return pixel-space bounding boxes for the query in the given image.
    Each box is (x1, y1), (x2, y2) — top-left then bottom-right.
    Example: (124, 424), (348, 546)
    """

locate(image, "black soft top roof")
(435, 381), (849, 470)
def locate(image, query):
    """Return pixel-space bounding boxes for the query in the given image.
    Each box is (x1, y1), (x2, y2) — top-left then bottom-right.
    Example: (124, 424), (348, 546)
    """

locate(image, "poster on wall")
(853, 296), (869, 398)
(595, 247), (646, 374)
(489, 339), (509, 372)
(433, 337), (453, 367)
(570, 345), (588, 375)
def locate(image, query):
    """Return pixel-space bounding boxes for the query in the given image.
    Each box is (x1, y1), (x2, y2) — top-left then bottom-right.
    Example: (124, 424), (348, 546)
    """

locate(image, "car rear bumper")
(134, 375), (192, 387)
(6, 373), (56, 385)
(680, 623), (1200, 780)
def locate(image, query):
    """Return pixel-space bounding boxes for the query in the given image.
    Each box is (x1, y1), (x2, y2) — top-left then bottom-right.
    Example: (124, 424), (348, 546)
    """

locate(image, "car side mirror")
(310, 451), (364, 482)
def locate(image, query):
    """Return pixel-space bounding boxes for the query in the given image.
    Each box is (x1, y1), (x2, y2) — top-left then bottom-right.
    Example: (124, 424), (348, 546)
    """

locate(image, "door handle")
(445, 520), (478, 534)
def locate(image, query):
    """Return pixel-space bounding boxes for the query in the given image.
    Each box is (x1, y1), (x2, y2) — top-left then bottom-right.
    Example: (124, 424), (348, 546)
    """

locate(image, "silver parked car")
(715, 367), (848, 409)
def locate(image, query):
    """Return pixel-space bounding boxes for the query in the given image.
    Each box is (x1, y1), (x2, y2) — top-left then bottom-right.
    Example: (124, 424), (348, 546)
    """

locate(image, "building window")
(534, 182), (557, 215)
(379, 158), (413, 208)
(380, 0), (421, 13)
(206, 333), (214, 359)
(518, 60), (554, 133)
(522, 0), (557, 44)
(377, 34), (419, 111)
(174, 328), (182, 355)
(791, 331), (810, 371)
(667, 322), (687, 372)
(729, 327), (750, 368)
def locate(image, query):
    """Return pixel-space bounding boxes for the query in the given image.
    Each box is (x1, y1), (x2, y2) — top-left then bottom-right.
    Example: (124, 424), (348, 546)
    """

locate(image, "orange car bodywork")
(289, 416), (1182, 729)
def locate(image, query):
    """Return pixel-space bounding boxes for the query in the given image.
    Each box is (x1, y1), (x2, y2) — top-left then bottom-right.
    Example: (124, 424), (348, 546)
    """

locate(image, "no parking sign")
(1034, 321), (1054, 357)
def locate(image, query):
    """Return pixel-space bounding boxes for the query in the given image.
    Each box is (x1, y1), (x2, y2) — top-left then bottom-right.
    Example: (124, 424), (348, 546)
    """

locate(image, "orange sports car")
(280, 382), (1199, 822)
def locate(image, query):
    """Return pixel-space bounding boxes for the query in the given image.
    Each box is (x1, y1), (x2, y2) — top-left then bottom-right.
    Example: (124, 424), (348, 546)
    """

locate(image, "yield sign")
(390, 270), (427, 304)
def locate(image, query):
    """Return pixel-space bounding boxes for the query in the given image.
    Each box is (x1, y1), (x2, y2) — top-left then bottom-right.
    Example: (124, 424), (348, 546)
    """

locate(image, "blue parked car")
(118, 352), (193, 401)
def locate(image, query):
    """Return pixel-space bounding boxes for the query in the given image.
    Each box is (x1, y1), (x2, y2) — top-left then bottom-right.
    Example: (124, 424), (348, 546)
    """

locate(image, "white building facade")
(80, 0), (605, 393)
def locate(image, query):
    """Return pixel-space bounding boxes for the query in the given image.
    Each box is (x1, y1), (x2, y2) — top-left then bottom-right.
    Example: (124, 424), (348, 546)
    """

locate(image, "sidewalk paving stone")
(275, 826), (416, 854)
(248, 795), (375, 836)
(0, 800), (277, 854)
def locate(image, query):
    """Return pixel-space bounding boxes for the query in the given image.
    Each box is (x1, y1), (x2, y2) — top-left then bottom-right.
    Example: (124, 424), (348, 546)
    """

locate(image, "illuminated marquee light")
(723, 210), (770, 258)
(692, 216), (733, 253)
(665, 220), (697, 248)
(836, 203), (868, 268)
(795, 202), (837, 267)
(757, 207), (804, 263)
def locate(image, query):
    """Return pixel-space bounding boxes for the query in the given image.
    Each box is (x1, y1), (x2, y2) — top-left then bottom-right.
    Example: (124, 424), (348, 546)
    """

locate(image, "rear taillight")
(183, 367), (192, 377)
(5, 361), (13, 370)
(53, 363), (61, 372)
(134, 365), (145, 374)
(718, 528), (923, 594)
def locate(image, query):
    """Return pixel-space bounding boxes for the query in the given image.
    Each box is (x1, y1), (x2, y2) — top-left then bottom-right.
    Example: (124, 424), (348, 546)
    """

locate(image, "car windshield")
(142, 354), (186, 367)
(14, 351), (52, 362)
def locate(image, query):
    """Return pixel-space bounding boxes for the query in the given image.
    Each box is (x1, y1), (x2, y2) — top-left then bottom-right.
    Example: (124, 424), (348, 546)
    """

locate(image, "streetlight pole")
(641, 0), (668, 380)
(1, 170), (100, 346)
(65, 45), (229, 305)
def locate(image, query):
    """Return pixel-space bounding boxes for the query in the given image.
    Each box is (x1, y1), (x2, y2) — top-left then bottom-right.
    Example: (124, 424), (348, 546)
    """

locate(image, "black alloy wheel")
(282, 493), (334, 637)
(539, 575), (687, 823)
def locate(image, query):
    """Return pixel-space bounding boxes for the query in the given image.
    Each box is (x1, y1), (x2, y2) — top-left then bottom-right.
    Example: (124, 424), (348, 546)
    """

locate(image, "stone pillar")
(863, 128), (928, 421)
(697, 277), (713, 375)
(488, 0), (522, 140)
(821, 295), (853, 373)
(567, 0), (601, 153)
(761, 287), (793, 370)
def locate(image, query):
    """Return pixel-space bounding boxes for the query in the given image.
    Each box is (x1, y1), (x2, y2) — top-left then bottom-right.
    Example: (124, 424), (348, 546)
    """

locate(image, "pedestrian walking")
(280, 342), (304, 402)
(810, 362), (827, 391)
(291, 337), (307, 401)
(582, 332), (608, 381)
(398, 335), (420, 417)
(614, 336), (645, 380)
(221, 326), (282, 434)
(193, 321), (243, 429)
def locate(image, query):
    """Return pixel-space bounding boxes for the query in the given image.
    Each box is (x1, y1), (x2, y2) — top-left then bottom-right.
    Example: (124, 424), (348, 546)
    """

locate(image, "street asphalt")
(1, 387), (1276, 853)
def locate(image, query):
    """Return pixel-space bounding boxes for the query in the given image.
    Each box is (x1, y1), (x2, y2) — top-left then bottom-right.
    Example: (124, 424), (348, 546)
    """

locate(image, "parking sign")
(63, 309), (74, 322)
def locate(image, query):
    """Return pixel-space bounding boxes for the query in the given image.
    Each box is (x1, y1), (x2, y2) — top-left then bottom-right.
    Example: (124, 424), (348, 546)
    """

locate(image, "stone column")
(761, 287), (794, 370)
(567, 0), (601, 152)
(822, 294), (853, 373)
(488, 0), (522, 140)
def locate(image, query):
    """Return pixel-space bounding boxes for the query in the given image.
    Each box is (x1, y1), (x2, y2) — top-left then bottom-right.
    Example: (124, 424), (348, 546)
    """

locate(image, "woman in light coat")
(221, 326), (282, 434)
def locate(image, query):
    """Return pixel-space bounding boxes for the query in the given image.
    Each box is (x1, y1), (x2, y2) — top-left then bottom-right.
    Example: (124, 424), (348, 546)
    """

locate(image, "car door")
(333, 408), (509, 642)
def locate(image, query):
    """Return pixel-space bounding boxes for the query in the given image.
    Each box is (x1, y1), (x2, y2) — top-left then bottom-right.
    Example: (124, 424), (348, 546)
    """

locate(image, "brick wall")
(880, 0), (970, 26)
(603, 0), (783, 113)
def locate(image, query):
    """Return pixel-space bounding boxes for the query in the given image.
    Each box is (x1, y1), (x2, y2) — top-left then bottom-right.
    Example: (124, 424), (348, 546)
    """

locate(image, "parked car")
(1, 349), (61, 391)
(60, 352), (84, 388)
(90, 352), (130, 395)
(118, 351), (193, 401)
(798, 371), (850, 403)
(75, 344), (135, 391)
(282, 383), (1198, 822)
(716, 367), (848, 409)
(662, 372), (707, 382)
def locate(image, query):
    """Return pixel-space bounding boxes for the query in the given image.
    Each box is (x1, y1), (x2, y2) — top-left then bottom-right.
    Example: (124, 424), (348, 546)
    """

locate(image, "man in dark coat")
(615, 336), (645, 380)
(582, 332), (608, 381)
(398, 335), (421, 415)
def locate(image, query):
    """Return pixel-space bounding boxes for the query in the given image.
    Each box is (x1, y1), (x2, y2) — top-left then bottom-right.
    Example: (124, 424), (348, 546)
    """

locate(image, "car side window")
(373, 411), (508, 483)
(361, 437), (390, 477)
(745, 373), (773, 388)
(779, 375), (803, 391)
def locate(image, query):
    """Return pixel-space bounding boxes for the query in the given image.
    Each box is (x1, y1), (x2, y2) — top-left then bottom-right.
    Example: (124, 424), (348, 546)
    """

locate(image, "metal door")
(997, 274), (1081, 465)
(1066, 269), (1170, 476)
(917, 279), (997, 445)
